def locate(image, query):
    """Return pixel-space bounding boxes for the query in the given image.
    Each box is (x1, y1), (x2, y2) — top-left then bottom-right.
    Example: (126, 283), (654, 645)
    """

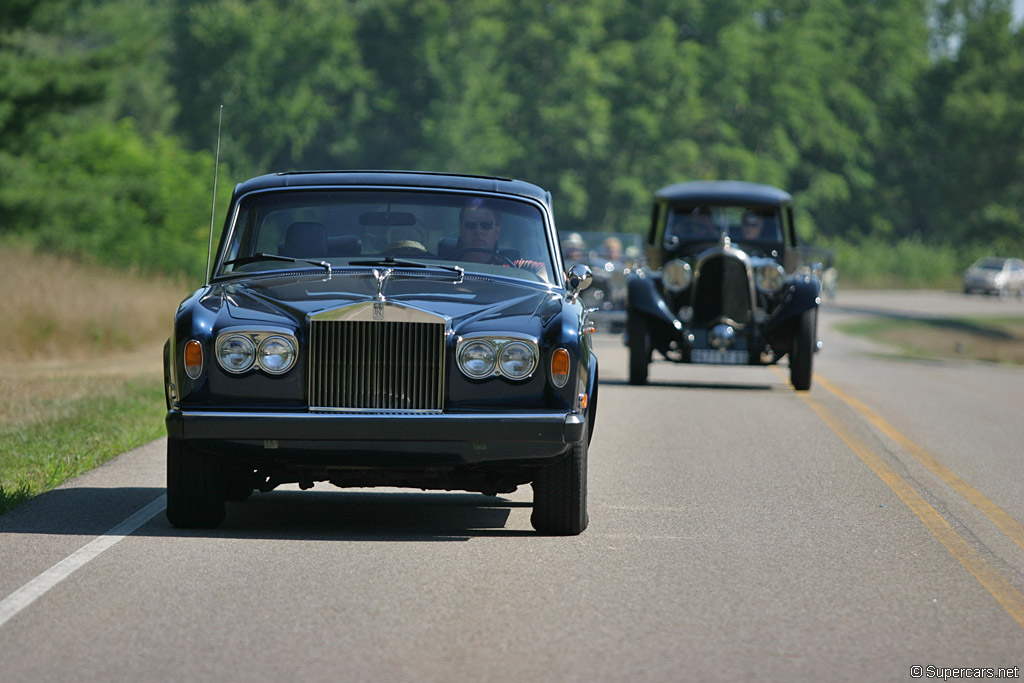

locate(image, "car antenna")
(205, 104), (224, 285)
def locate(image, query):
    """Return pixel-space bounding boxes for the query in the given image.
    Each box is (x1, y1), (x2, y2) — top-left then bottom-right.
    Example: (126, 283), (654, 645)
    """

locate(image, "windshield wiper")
(224, 253), (331, 274)
(349, 257), (465, 278)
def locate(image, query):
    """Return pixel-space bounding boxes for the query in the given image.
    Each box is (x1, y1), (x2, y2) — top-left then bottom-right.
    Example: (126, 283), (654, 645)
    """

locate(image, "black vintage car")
(625, 180), (820, 389)
(164, 171), (598, 535)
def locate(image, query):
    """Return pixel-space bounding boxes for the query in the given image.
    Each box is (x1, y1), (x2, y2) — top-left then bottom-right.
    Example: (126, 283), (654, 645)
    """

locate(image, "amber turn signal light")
(184, 339), (204, 379)
(550, 348), (570, 387)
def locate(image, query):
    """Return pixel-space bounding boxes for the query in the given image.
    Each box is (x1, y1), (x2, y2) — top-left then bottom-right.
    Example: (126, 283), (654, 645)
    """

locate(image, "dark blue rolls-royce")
(164, 171), (598, 535)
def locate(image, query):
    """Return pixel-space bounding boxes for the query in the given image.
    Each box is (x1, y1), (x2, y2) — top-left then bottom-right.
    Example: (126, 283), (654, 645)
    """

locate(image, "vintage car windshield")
(216, 190), (555, 283)
(664, 205), (783, 251)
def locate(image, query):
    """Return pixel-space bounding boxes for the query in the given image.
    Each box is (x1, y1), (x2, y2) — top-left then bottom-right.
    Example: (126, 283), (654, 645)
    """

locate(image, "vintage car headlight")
(499, 341), (538, 379)
(662, 259), (692, 292)
(458, 336), (539, 380)
(217, 335), (256, 373)
(755, 263), (787, 294)
(258, 336), (297, 375)
(458, 340), (497, 378)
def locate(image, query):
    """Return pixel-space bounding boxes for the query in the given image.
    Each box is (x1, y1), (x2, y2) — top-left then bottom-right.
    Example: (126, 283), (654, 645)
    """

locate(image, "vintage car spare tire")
(166, 438), (226, 529)
(531, 430), (589, 535)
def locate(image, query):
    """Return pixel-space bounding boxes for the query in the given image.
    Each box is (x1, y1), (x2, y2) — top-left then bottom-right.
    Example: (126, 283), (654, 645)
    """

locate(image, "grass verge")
(0, 376), (163, 516)
(0, 378), (166, 514)
(0, 240), (183, 516)
(835, 316), (1024, 365)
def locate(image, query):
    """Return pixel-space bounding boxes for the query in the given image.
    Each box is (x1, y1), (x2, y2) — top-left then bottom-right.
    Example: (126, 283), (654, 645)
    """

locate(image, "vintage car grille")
(692, 254), (752, 326)
(307, 319), (446, 412)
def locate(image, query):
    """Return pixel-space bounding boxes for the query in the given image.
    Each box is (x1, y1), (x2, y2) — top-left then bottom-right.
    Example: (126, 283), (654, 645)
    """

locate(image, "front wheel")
(531, 430), (588, 536)
(166, 438), (226, 528)
(627, 310), (650, 386)
(789, 309), (816, 391)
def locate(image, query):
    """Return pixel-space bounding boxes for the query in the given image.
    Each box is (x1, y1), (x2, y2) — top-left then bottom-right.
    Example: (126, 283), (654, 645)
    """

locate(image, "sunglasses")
(461, 220), (497, 231)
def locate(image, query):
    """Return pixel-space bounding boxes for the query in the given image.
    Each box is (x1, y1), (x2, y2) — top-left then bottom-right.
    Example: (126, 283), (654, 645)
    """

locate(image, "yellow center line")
(792, 373), (1024, 629)
(814, 374), (1024, 556)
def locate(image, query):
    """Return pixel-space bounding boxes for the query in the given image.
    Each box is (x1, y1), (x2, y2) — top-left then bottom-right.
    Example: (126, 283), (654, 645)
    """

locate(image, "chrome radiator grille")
(308, 319), (446, 412)
(692, 255), (753, 326)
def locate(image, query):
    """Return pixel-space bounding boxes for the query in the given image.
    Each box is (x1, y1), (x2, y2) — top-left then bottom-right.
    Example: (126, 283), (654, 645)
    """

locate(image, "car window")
(663, 205), (782, 249)
(974, 258), (1007, 270)
(217, 190), (554, 283)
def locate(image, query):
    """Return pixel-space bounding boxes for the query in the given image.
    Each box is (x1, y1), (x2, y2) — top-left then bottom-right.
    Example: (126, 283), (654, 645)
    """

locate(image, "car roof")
(654, 180), (792, 206)
(234, 170), (552, 208)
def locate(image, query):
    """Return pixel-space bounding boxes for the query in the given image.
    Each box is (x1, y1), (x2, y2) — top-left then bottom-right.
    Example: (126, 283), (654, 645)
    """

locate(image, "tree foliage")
(1, 0), (1022, 276)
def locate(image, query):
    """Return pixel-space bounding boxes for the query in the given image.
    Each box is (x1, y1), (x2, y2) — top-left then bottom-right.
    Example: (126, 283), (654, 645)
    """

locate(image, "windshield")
(216, 189), (554, 283)
(973, 258), (1006, 271)
(665, 205), (783, 250)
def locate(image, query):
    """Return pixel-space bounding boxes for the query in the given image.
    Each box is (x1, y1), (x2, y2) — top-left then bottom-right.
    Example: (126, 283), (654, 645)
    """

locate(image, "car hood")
(210, 269), (564, 331)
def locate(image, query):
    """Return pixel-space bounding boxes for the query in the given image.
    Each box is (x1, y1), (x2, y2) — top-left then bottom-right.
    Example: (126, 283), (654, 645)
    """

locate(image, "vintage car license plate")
(690, 348), (748, 365)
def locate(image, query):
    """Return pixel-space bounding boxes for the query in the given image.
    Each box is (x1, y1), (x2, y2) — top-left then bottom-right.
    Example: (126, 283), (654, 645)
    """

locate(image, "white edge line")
(0, 494), (167, 628)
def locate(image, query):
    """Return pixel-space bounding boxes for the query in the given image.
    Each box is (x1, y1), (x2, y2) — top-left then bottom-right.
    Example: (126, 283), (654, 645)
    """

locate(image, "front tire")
(789, 309), (816, 391)
(531, 430), (588, 536)
(627, 309), (650, 386)
(166, 438), (226, 528)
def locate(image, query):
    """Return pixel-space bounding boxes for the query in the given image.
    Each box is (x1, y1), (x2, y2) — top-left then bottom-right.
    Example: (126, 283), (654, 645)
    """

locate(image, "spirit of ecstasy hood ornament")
(373, 268), (392, 302)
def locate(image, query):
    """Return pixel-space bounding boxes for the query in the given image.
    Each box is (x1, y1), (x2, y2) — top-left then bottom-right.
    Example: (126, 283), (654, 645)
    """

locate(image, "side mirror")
(566, 264), (593, 301)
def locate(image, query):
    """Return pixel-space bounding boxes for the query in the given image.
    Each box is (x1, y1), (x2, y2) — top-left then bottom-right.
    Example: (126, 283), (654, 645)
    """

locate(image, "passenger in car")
(668, 207), (718, 242)
(740, 212), (765, 241)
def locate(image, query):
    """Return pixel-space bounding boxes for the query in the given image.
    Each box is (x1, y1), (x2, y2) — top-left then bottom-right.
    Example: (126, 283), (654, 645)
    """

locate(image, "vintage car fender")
(552, 298), (600, 426)
(626, 272), (681, 330)
(765, 275), (821, 329)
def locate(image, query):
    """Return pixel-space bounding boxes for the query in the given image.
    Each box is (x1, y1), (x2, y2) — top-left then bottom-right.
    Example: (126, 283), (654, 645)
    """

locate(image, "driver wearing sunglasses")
(456, 199), (548, 280)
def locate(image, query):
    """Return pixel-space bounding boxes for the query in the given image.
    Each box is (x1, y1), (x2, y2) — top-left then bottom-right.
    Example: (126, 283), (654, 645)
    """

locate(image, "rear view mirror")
(359, 211), (417, 226)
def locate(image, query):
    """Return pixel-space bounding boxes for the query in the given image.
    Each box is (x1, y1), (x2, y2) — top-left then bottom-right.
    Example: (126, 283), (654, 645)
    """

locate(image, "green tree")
(171, 0), (369, 178)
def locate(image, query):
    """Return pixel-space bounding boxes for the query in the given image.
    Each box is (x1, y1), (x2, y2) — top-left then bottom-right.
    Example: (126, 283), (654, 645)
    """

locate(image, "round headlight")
(458, 340), (496, 378)
(498, 341), (537, 379)
(756, 263), (786, 294)
(258, 336), (297, 374)
(662, 259), (693, 292)
(217, 335), (256, 373)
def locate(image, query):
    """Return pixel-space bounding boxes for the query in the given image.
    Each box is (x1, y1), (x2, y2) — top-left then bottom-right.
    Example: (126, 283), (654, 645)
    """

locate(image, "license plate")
(690, 348), (748, 365)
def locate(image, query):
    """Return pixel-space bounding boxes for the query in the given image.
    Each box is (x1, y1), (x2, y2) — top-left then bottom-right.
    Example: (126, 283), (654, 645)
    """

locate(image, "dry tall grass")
(0, 244), (196, 428)
(1, 244), (194, 360)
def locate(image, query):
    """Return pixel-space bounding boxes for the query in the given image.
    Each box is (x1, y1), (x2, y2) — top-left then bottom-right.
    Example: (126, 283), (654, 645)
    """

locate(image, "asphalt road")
(2, 290), (1023, 682)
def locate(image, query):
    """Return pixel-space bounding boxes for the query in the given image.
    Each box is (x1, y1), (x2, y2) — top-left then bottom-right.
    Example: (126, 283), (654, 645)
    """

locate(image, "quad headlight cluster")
(457, 335), (539, 380)
(215, 331), (298, 375)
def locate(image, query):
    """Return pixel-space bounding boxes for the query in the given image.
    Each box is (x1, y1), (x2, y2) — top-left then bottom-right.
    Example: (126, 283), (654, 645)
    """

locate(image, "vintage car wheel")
(627, 310), (651, 386)
(166, 438), (226, 529)
(789, 309), (815, 391)
(531, 430), (589, 536)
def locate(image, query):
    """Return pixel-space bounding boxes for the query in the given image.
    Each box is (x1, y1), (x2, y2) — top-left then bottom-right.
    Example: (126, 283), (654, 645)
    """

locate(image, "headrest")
(281, 221), (327, 257)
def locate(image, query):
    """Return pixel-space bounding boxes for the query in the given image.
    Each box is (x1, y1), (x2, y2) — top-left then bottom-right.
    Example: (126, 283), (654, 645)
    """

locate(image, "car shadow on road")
(207, 489), (535, 541)
(600, 378), (779, 391)
(0, 487), (536, 541)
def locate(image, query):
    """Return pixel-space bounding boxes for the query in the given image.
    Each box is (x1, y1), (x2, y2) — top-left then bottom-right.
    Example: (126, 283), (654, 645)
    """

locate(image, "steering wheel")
(384, 240), (429, 256)
(444, 246), (516, 267)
